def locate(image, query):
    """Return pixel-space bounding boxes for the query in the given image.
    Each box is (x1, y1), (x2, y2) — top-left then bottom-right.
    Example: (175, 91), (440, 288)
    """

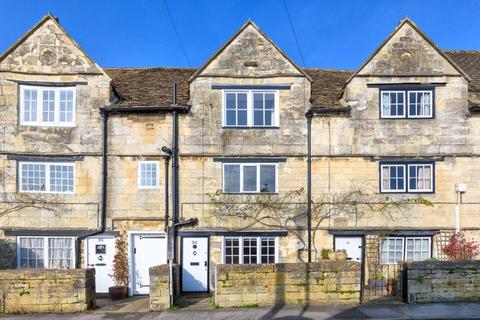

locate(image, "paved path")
(2, 302), (480, 319)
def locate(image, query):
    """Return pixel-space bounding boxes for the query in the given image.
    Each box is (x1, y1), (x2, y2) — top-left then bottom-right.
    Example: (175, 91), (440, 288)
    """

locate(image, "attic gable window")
(20, 85), (75, 126)
(380, 88), (433, 119)
(223, 90), (279, 127)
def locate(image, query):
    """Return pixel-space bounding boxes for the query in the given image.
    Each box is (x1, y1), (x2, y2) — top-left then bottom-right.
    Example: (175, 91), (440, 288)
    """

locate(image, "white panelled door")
(86, 236), (115, 293)
(335, 237), (363, 262)
(182, 237), (208, 292)
(131, 233), (167, 295)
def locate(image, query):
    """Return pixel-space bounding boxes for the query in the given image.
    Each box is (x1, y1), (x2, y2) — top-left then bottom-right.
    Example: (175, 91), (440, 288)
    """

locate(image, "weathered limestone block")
(149, 264), (180, 311)
(0, 268), (95, 313)
(215, 262), (360, 307)
(404, 260), (480, 304)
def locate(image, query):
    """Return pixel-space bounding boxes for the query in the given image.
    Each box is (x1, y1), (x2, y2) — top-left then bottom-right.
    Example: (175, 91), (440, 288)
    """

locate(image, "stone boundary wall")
(215, 261), (360, 307)
(0, 268), (95, 313)
(149, 264), (180, 311)
(403, 260), (480, 303)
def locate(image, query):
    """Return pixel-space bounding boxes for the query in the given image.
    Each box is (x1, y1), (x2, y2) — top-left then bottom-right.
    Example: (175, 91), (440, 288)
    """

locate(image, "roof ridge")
(303, 67), (354, 72)
(104, 66), (196, 70)
(444, 49), (480, 53)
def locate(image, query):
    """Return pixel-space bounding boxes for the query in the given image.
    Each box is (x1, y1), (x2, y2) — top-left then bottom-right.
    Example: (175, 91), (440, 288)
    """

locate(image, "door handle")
(204, 261), (207, 267)
(95, 263), (106, 266)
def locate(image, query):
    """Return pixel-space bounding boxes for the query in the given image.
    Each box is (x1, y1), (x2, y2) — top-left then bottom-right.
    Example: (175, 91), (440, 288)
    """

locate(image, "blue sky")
(1, 0), (479, 70)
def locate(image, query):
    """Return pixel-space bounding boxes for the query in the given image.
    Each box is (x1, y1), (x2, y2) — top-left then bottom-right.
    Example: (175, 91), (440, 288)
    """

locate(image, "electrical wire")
(162, 0), (192, 67)
(283, 0), (306, 67)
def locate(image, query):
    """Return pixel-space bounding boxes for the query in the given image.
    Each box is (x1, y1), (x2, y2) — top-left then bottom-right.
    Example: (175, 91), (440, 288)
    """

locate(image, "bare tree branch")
(207, 184), (433, 261)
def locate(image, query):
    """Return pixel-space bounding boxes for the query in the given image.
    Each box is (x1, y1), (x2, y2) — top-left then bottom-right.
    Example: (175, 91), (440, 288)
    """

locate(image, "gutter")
(308, 106), (351, 115)
(100, 105), (191, 113)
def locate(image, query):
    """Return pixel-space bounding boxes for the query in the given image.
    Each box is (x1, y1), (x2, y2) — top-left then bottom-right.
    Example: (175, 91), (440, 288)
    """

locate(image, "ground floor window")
(17, 236), (75, 269)
(223, 236), (277, 264)
(380, 236), (431, 264)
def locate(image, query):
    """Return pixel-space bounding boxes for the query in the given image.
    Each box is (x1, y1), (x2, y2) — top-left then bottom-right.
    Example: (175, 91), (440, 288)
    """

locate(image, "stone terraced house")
(0, 14), (479, 296)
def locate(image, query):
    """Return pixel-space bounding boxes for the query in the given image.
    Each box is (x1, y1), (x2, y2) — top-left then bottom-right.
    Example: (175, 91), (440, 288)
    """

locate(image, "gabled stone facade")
(0, 14), (479, 296)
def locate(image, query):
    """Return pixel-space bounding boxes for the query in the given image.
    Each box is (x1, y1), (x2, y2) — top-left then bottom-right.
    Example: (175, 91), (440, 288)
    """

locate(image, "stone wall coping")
(0, 268), (95, 280)
(217, 261), (361, 273)
(402, 260), (480, 270)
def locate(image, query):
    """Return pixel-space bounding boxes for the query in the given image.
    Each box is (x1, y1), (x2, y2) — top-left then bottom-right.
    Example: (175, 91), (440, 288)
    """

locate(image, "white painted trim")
(137, 161), (160, 189)
(405, 237), (432, 261)
(84, 234), (116, 269)
(380, 91), (406, 119)
(380, 164), (406, 193)
(222, 236), (279, 264)
(222, 90), (279, 127)
(18, 161), (75, 194)
(407, 90), (433, 118)
(380, 237), (404, 265)
(127, 230), (166, 296)
(16, 235), (76, 269)
(407, 163), (434, 192)
(222, 163), (278, 194)
(20, 85), (76, 127)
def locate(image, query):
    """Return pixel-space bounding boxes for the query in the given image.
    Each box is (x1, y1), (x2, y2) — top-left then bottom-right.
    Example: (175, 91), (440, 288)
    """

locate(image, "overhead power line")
(162, 0), (192, 67)
(282, 0), (306, 67)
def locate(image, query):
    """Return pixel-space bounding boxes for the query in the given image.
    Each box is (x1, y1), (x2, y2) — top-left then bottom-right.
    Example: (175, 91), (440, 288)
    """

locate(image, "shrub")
(110, 231), (129, 287)
(442, 232), (480, 261)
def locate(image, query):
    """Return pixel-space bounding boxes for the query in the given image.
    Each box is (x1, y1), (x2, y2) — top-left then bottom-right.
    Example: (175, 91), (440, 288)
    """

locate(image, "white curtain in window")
(417, 166), (431, 190)
(422, 93), (431, 115)
(382, 93), (390, 116)
(382, 166), (390, 190)
(20, 237), (44, 268)
(48, 238), (73, 268)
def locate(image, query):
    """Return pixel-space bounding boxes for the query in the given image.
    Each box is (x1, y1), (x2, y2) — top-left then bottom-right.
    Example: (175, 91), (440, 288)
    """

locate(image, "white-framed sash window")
(380, 236), (431, 264)
(223, 90), (279, 127)
(380, 162), (434, 193)
(138, 161), (160, 189)
(223, 236), (278, 264)
(381, 91), (405, 118)
(408, 91), (432, 118)
(20, 85), (76, 126)
(19, 162), (75, 194)
(17, 236), (75, 269)
(223, 163), (277, 193)
(380, 89), (433, 119)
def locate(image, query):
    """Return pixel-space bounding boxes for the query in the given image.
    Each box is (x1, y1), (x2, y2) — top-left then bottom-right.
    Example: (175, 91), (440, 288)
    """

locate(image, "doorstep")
(95, 295), (150, 314)
(177, 292), (214, 310)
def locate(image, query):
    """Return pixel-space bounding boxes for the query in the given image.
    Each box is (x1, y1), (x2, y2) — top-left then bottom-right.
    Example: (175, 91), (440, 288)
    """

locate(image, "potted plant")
(368, 273), (387, 290)
(109, 233), (129, 300)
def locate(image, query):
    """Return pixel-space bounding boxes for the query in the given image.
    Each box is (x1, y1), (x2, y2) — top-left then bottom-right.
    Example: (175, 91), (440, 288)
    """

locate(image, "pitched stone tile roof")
(105, 67), (195, 107)
(304, 68), (353, 108)
(444, 50), (480, 104)
(105, 52), (480, 109)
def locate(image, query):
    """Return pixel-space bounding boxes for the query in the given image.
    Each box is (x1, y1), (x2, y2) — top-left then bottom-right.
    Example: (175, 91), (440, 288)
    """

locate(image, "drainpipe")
(76, 108), (109, 268)
(306, 111), (313, 263)
(163, 155), (170, 233)
(172, 84), (179, 264)
(455, 183), (467, 232)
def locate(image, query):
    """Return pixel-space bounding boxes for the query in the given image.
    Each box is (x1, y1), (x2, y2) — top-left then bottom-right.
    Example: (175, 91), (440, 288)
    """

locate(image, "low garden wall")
(149, 264), (180, 311)
(215, 261), (361, 307)
(403, 260), (480, 303)
(0, 268), (95, 313)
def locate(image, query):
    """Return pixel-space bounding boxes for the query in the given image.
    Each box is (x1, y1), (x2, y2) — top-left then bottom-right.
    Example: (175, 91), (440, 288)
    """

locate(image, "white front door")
(131, 233), (167, 295)
(182, 237), (208, 292)
(335, 237), (363, 262)
(86, 236), (115, 293)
